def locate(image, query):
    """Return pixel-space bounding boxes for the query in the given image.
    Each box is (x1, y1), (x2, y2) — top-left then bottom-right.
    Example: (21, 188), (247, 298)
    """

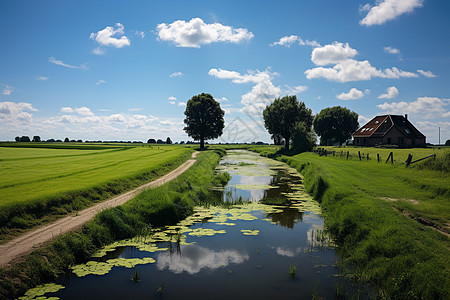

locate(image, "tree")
(183, 93), (225, 149)
(64, 137), (69, 142)
(15, 136), (20, 142)
(157, 139), (164, 144)
(147, 139), (156, 144)
(313, 106), (359, 146)
(32, 136), (41, 142)
(263, 95), (313, 150)
(166, 137), (172, 144)
(445, 139), (450, 146)
(292, 122), (316, 153)
(19, 136), (31, 142)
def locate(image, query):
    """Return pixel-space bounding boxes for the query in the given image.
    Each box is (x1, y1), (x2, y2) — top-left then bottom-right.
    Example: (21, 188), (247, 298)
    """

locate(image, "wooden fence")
(313, 148), (436, 166)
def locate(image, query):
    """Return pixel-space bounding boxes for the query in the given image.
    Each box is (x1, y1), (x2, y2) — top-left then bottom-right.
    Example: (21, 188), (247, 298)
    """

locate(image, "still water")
(20, 150), (367, 300)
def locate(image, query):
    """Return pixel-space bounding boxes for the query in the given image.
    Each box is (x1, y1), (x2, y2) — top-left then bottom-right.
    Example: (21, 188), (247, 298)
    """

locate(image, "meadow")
(0, 149), (227, 300)
(0, 143), (193, 239)
(252, 146), (450, 298)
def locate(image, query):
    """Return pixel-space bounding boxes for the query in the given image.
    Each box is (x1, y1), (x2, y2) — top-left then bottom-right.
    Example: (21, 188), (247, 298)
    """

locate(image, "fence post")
(367, 153), (369, 160)
(377, 153), (380, 163)
(405, 154), (413, 166)
(347, 151), (349, 160)
(358, 151), (361, 160)
(385, 152), (393, 163)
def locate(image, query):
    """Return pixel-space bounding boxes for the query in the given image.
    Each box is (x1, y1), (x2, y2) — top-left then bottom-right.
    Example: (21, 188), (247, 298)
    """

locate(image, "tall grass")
(0, 150), (227, 300)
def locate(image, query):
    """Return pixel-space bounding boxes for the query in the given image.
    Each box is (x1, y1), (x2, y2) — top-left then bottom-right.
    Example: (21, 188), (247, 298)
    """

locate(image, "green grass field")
(0, 144), (193, 238)
(251, 146), (450, 298)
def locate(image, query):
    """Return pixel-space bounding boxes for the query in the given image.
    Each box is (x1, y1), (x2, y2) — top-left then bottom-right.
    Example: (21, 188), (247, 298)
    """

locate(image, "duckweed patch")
(18, 283), (64, 300)
(71, 257), (156, 277)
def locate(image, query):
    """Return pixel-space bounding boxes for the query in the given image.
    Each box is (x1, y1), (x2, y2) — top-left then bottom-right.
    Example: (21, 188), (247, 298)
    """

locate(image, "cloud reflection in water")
(156, 245), (249, 274)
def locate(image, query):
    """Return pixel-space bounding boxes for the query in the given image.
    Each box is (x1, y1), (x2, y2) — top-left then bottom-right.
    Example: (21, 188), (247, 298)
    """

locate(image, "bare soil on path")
(0, 151), (199, 268)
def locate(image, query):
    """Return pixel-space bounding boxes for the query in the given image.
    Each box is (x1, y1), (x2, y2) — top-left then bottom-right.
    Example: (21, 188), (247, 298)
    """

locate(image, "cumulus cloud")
(60, 107), (74, 113)
(336, 88), (365, 100)
(378, 86), (399, 99)
(305, 41), (418, 82)
(384, 46), (400, 54)
(360, 0), (424, 26)
(1, 85), (13, 95)
(49, 57), (87, 69)
(96, 79), (106, 85)
(107, 113), (126, 123)
(0, 102), (38, 123)
(92, 47), (105, 55)
(168, 96), (177, 105)
(76, 106), (94, 116)
(37, 76), (48, 81)
(209, 68), (282, 114)
(156, 17), (253, 48)
(169, 72), (184, 78)
(90, 23), (130, 48)
(178, 102), (186, 107)
(377, 96), (450, 119)
(417, 69), (437, 78)
(311, 42), (358, 66)
(270, 35), (320, 47)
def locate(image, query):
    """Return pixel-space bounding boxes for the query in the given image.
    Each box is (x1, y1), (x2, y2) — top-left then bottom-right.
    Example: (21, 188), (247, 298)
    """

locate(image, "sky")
(1, 0), (449, 144)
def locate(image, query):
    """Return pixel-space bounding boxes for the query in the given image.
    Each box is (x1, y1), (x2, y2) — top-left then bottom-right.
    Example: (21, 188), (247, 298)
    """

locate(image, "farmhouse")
(353, 114), (426, 147)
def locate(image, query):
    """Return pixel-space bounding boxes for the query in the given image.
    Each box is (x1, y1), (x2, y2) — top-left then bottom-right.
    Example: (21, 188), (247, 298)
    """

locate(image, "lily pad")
(241, 229), (260, 236)
(19, 283), (64, 300)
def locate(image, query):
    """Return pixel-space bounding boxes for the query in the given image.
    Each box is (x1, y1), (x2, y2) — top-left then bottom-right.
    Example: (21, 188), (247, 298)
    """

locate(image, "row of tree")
(147, 137), (172, 144)
(181, 93), (358, 153)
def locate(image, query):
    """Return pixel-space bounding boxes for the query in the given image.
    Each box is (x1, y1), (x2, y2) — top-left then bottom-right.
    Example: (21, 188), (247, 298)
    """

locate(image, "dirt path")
(0, 151), (199, 268)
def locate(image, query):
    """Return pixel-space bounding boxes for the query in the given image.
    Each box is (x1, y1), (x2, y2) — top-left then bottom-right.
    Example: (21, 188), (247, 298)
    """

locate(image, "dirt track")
(0, 151), (199, 268)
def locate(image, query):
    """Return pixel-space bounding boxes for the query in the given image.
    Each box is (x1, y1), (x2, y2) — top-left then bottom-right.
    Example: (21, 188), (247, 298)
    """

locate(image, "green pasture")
(0, 144), (193, 235)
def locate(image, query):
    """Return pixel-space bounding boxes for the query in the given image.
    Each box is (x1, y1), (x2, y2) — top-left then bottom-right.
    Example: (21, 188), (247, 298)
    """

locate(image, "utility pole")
(439, 127), (440, 146)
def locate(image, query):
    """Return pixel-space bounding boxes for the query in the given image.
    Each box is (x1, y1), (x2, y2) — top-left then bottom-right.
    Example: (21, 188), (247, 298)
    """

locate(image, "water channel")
(20, 150), (367, 300)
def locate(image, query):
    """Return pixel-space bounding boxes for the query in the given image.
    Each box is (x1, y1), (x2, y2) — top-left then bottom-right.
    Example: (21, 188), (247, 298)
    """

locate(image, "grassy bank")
(0, 149), (227, 300)
(0, 145), (193, 241)
(253, 147), (449, 299)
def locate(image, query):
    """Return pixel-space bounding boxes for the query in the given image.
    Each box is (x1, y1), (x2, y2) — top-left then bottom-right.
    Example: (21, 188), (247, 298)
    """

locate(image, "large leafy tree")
(263, 95), (313, 150)
(313, 106), (359, 146)
(183, 93), (225, 149)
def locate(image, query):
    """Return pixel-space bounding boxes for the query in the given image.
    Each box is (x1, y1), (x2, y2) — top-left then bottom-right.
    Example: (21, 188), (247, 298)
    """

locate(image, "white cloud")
(169, 72), (184, 78)
(135, 31), (145, 39)
(285, 85), (308, 95)
(415, 121), (450, 144)
(0, 102), (37, 123)
(209, 68), (282, 115)
(337, 88), (365, 100)
(76, 106), (94, 116)
(2, 85), (13, 95)
(219, 97), (229, 102)
(96, 79), (106, 85)
(107, 113), (126, 123)
(378, 86), (399, 99)
(90, 23), (130, 48)
(270, 35), (320, 48)
(98, 108), (112, 112)
(417, 69), (437, 78)
(48, 57), (87, 69)
(359, 3), (372, 12)
(360, 0), (424, 26)
(60, 107), (74, 113)
(92, 47), (105, 55)
(311, 42), (358, 66)
(384, 46), (400, 54)
(168, 96), (177, 104)
(178, 102), (186, 107)
(36, 76), (48, 81)
(168, 96), (177, 100)
(377, 96), (450, 119)
(156, 17), (254, 48)
(305, 41), (418, 82)
(128, 108), (141, 112)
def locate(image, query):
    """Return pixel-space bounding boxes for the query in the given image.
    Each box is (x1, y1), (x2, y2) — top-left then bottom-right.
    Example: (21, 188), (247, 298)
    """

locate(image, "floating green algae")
(18, 283), (64, 300)
(71, 257), (155, 277)
(241, 229), (260, 236)
(188, 228), (227, 237)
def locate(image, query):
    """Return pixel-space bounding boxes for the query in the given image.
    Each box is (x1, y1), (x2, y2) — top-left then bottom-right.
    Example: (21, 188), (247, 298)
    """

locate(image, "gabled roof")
(353, 115), (425, 138)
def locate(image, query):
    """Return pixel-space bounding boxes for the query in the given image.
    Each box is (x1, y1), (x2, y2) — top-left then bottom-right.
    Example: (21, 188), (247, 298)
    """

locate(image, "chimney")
(405, 114), (408, 120)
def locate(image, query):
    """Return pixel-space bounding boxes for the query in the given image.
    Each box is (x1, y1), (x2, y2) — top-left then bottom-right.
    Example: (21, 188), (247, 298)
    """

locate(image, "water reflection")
(156, 245), (249, 274)
(267, 208), (304, 229)
(272, 246), (303, 257)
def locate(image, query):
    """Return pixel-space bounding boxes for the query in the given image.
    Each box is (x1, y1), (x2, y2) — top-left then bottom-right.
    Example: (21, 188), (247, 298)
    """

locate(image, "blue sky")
(1, 0), (449, 143)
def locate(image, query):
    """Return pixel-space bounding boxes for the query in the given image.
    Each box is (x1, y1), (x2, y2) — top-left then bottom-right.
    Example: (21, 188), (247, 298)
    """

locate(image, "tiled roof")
(353, 115), (425, 138)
